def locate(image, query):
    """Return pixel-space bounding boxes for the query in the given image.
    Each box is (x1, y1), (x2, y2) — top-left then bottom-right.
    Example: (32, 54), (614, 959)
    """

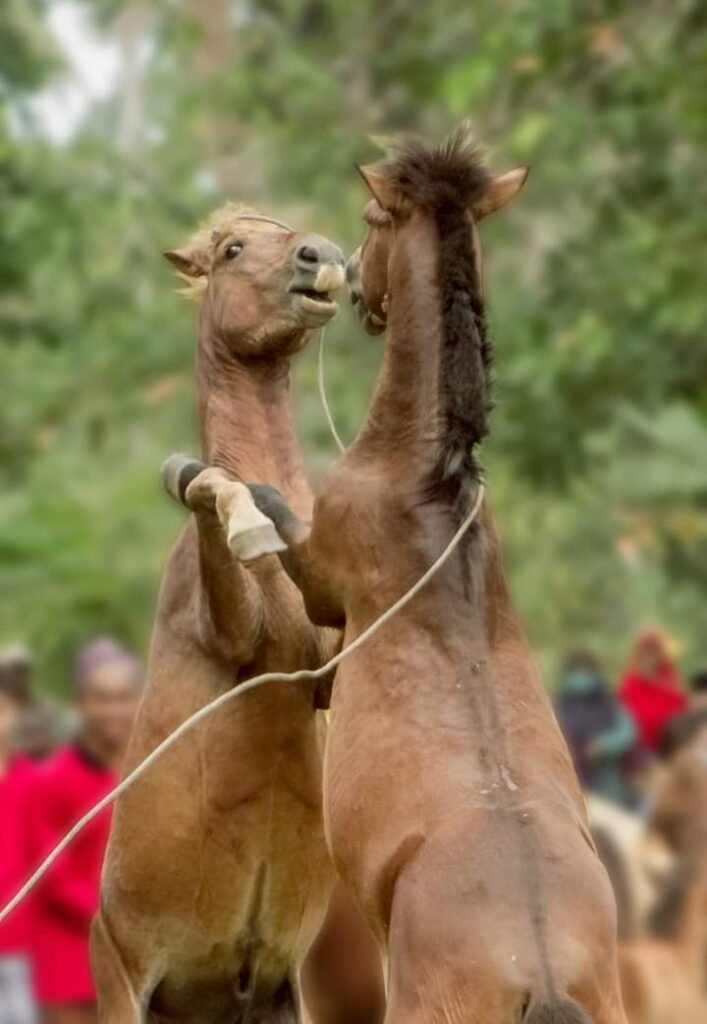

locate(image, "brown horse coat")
(92, 209), (383, 1024)
(244, 133), (627, 1024)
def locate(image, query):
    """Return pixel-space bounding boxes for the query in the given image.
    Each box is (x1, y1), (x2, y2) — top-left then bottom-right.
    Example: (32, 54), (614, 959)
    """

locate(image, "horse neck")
(196, 315), (311, 516)
(356, 213), (446, 461)
(357, 206), (490, 498)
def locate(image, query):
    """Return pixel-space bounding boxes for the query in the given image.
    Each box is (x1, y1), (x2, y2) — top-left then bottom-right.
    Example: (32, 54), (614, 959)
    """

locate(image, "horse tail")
(524, 996), (593, 1024)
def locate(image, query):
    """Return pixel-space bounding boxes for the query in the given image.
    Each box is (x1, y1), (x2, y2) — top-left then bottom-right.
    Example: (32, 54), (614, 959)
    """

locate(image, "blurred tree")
(1, 0), (705, 692)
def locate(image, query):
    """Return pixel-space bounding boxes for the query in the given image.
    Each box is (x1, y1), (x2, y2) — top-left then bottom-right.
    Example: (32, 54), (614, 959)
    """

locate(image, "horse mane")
(380, 127), (494, 517)
(173, 201), (255, 301)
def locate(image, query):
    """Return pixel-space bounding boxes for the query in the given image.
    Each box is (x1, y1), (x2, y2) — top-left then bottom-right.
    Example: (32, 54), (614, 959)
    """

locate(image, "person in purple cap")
(29, 639), (142, 1024)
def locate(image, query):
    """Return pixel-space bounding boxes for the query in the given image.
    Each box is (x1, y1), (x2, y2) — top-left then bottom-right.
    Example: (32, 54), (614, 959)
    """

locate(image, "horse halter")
(232, 214), (295, 232)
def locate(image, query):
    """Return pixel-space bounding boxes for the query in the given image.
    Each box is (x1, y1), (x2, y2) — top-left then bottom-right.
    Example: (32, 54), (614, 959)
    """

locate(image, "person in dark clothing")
(555, 650), (637, 807)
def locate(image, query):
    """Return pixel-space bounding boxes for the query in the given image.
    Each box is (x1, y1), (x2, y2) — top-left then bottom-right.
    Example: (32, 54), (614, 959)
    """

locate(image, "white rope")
(317, 329), (346, 453)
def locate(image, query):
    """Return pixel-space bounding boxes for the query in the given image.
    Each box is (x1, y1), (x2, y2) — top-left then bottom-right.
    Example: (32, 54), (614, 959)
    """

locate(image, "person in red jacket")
(0, 666), (37, 1024)
(30, 640), (141, 1024)
(618, 629), (687, 754)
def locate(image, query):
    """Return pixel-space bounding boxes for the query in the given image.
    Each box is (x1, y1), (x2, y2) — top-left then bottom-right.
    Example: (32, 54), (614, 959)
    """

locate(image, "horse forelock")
(379, 126), (492, 213)
(174, 202), (256, 302)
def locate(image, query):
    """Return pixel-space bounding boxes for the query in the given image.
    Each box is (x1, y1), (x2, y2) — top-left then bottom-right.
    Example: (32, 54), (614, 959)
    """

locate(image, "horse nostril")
(297, 244), (319, 265)
(350, 291), (360, 306)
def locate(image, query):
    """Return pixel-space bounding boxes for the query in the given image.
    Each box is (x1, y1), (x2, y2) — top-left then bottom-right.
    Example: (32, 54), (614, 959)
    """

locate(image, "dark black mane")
(382, 128), (493, 519)
(380, 126), (491, 213)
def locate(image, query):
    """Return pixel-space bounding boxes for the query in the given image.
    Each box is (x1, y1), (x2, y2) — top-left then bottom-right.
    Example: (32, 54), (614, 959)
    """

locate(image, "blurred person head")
(73, 637), (142, 764)
(0, 644), (33, 706)
(630, 629), (675, 681)
(560, 650), (604, 696)
(689, 668), (707, 708)
(14, 701), (62, 760)
(0, 666), (25, 762)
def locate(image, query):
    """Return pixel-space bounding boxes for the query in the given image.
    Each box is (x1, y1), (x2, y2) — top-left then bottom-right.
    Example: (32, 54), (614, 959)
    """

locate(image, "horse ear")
(163, 247), (208, 278)
(355, 164), (400, 213)
(474, 167), (529, 220)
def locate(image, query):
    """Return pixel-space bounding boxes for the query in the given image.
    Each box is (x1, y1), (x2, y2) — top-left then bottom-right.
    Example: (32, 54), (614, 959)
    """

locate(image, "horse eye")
(225, 242), (243, 260)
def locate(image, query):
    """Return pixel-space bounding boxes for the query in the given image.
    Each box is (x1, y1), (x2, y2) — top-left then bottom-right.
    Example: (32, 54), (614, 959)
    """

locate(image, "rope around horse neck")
(0, 311), (485, 930)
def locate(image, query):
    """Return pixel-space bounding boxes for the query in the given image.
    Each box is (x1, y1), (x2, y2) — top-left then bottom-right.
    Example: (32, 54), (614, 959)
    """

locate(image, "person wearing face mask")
(555, 650), (638, 808)
(29, 639), (142, 1024)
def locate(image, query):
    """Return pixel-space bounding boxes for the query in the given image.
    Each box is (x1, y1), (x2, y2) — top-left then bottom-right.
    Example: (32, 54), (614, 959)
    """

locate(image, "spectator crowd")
(555, 629), (707, 811)
(0, 640), (142, 1024)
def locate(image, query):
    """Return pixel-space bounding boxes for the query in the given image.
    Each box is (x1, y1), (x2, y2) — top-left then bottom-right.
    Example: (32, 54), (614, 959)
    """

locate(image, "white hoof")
(213, 481), (287, 562)
(227, 517), (287, 562)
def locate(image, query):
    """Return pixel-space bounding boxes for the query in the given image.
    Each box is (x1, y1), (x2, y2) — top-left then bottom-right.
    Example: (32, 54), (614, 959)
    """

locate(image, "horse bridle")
(231, 214), (295, 232)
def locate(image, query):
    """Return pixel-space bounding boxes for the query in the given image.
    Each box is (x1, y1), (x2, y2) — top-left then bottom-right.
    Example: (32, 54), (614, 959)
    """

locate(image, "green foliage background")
(2, 0), (706, 694)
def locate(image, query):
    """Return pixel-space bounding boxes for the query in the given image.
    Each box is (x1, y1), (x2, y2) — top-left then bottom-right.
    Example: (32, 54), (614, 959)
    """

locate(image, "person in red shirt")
(618, 629), (687, 754)
(30, 640), (141, 1024)
(0, 665), (37, 1024)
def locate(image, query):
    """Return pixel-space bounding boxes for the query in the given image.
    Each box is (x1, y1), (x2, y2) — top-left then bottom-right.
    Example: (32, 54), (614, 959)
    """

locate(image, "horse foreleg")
(246, 484), (344, 627)
(161, 455), (275, 662)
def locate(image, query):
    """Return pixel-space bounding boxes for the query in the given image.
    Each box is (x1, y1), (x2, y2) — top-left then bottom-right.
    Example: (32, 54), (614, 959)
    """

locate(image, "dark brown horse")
(238, 132), (627, 1023)
(92, 205), (383, 1024)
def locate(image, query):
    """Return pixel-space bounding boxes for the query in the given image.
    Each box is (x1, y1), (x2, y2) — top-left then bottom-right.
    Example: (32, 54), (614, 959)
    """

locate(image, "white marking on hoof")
(227, 518), (287, 562)
(216, 484), (286, 562)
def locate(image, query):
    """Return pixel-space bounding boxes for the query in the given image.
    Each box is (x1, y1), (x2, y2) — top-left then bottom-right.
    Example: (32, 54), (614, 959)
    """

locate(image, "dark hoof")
(161, 454), (207, 505)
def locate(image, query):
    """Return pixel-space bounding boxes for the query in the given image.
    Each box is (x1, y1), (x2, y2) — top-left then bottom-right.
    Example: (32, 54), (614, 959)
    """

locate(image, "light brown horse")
(618, 864), (707, 1024)
(239, 132), (627, 1023)
(92, 205), (383, 1024)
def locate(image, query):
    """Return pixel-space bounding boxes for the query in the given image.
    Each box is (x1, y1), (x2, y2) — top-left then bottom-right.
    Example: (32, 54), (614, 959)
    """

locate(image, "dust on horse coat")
(243, 132), (627, 1024)
(92, 207), (383, 1024)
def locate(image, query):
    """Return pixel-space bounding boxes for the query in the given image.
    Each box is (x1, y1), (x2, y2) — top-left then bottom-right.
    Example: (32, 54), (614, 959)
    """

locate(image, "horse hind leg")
(91, 915), (146, 1024)
(241, 976), (299, 1024)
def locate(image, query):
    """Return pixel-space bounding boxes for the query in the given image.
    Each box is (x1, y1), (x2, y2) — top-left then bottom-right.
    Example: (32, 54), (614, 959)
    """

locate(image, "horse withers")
(92, 206), (384, 1024)
(236, 131), (627, 1024)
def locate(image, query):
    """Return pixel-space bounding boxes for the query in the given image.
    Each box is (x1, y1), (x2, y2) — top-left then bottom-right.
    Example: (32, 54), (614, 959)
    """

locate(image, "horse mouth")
(354, 303), (386, 336)
(290, 288), (339, 319)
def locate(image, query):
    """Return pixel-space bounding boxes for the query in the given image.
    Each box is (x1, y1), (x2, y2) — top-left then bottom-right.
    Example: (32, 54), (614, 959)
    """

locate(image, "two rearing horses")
(98, 132), (626, 1024)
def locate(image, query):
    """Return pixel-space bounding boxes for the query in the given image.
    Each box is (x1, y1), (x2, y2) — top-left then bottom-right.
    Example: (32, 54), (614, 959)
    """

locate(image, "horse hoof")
(227, 520), (287, 562)
(162, 454), (207, 505)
